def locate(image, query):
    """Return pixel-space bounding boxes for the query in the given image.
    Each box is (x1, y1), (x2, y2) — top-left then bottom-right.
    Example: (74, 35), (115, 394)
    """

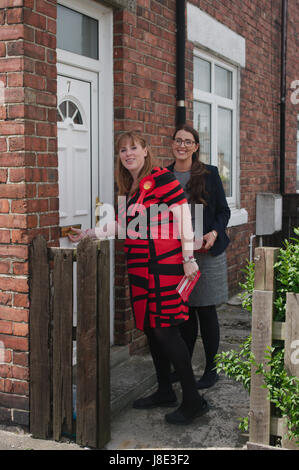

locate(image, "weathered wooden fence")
(29, 235), (110, 448)
(249, 246), (299, 450)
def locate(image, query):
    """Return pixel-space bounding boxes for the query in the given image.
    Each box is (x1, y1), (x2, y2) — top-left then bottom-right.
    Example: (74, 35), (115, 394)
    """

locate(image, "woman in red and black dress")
(69, 131), (209, 425)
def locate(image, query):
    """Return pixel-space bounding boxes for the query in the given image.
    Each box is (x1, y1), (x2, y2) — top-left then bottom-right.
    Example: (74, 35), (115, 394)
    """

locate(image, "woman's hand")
(67, 227), (95, 243)
(202, 230), (218, 250)
(183, 259), (199, 281)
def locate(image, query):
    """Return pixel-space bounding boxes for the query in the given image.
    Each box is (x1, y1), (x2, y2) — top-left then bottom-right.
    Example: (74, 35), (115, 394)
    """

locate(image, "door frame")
(56, 0), (114, 343)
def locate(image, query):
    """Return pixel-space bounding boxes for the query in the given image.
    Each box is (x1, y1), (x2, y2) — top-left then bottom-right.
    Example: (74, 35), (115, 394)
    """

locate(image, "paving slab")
(0, 302), (251, 451)
(106, 303), (251, 450)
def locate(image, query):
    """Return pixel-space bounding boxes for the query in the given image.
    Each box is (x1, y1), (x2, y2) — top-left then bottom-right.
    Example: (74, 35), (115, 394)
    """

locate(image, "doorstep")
(110, 346), (156, 418)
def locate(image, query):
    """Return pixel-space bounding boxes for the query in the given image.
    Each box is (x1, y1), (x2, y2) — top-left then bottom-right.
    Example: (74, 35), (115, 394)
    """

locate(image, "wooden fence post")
(76, 237), (99, 448)
(282, 293), (299, 450)
(76, 238), (110, 448)
(29, 235), (51, 438)
(97, 240), (111, 448)
(284, 293), (299, 378)
(249, 247), (279, 445)
(52, 249), (74, 441)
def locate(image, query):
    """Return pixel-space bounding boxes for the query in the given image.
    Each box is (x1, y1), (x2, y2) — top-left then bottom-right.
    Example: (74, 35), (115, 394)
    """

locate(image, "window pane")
(194, 101), (211, 164)
(59, 101), (66, 119)
(218, 107), (232, 196)
(194, 57), (211, 92)
(57, 4), (98, 59)
(68, 101), (77, 119)
(215, 65), (232, 99)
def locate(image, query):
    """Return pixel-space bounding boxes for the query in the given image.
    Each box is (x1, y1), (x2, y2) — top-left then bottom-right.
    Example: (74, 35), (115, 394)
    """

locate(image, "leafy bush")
(238, 261), (255, 313)
(274, 227), (299, 321)
(215, 228), (299, 445)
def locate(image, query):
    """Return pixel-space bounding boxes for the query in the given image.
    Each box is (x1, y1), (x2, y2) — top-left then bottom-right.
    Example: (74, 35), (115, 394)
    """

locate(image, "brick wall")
(0, 0), (298, 423)
(0, 0), (58, 427)
(113, 0), (298, 352)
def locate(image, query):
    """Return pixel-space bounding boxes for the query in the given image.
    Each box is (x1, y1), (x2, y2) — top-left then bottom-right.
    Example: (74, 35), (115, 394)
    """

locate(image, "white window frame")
(194, 50), (238, 208)
(193, 50), (247, 226)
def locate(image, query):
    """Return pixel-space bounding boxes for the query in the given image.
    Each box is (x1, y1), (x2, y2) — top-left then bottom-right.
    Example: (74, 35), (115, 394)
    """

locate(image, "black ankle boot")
(196, 370), (219, 389)
(165, 397), (209, 425)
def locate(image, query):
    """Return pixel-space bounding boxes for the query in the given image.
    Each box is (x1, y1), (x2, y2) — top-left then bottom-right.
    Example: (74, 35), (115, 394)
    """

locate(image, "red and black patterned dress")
(119, 167), (189, 331)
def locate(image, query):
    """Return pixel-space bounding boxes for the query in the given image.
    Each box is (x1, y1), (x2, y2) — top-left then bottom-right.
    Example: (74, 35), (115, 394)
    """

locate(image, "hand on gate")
(68, 227), (96, 243)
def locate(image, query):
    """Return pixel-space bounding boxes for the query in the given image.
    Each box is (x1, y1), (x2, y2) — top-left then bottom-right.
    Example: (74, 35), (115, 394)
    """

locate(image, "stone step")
(110, 353), (156, 418)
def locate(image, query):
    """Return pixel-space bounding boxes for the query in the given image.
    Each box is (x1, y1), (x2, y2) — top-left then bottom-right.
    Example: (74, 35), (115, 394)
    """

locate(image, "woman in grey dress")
(167, 124), (231, 389)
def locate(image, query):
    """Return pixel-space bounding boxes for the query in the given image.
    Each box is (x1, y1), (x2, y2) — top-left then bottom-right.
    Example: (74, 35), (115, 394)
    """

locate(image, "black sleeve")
(210, 167), (231, 235)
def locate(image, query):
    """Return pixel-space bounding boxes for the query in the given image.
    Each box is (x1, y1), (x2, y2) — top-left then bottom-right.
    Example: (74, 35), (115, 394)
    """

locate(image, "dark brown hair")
(172, 124), (209, 205)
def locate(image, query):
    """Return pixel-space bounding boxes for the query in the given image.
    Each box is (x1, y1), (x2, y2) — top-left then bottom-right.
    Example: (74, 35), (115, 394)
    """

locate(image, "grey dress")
(173, 169), (228, 307)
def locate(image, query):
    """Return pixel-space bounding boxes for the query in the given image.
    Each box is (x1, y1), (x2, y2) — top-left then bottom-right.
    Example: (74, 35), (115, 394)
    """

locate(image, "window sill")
(227, 208), (248, 227)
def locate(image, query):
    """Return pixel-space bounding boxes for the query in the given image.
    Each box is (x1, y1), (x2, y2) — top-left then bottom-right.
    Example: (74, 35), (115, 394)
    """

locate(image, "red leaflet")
(176, 270), (201, 302)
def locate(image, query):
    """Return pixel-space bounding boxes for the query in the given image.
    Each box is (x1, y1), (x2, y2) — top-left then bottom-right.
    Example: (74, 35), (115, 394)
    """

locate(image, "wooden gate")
(249, 247), (299, 449)
(29, 235), (110, 448)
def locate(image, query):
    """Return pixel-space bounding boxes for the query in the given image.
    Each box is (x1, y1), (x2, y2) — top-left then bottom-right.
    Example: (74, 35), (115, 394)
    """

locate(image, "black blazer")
(167, 163), (231, 256)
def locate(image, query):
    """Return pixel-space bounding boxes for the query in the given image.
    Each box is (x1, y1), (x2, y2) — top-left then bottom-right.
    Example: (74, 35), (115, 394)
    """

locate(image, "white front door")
(56, 0), (114, 344)
(58, 66), (98, 243)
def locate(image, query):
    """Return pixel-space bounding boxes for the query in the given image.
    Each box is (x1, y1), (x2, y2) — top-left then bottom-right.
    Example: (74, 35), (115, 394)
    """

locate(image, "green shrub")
(274, 227), (299, 321)
(215, 228), (299, 445)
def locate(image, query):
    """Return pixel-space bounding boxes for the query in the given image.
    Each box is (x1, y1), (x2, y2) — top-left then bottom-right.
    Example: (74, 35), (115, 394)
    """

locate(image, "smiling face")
(172, 129), (199, 168)
(118, 137), (148, 179)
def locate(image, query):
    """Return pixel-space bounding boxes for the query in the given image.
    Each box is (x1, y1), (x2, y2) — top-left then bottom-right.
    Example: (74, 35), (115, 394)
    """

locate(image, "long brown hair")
(173, 124), (209, 205)
(116, 131), (155, 196)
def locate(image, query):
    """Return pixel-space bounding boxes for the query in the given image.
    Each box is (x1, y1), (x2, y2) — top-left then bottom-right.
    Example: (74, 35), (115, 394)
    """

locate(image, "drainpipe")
(280, 0), (288, 195)
(176, 0), (186, 126)
(249, 234), (256, 263)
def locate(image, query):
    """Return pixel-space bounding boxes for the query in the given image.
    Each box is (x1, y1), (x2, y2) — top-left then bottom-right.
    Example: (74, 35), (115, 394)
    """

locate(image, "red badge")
(130, 175), (156, 215)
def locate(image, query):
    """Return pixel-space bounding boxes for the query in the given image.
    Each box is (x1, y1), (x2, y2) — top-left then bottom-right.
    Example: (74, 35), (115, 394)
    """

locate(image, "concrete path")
(106, 302), (251, 450)
(0, 300), (251, 450)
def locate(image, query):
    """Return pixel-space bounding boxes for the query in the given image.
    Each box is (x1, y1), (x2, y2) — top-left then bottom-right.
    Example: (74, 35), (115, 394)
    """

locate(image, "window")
(57, 100), (83, 125)
(57, 4), (99, 59)
(193, 51), (238, 205)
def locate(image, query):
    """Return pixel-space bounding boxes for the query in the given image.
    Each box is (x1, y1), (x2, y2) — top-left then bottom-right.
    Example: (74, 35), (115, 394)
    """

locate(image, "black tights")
(179, 305), (220, 373)
(144, 326), (201, 412)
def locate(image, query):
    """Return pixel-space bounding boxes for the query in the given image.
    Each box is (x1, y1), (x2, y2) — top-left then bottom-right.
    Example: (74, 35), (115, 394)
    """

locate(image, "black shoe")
(196, 371), (219, 389)
(165, 398), (209, 425)
(133, 392), (178, 409)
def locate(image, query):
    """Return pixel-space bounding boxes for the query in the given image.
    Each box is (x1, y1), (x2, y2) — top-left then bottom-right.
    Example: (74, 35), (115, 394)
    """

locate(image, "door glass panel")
(215, 65), (232, 99)
(218, 107), (232, 196)
(194, 57), (211, 93)
(58, 100), (83, 125)
(194, 101), (211, 164)
(59, 100), (66, 119)
(57, 4), (98, 59)
(68, 101), (77, 119)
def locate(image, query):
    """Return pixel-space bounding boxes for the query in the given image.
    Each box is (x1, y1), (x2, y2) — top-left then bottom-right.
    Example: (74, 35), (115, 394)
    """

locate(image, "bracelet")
(211, 230), (217, 239)
(182, 255), (196, 264)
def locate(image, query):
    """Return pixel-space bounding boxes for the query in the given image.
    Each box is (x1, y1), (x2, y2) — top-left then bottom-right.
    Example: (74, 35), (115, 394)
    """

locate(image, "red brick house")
(0, 0), (298, 427)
